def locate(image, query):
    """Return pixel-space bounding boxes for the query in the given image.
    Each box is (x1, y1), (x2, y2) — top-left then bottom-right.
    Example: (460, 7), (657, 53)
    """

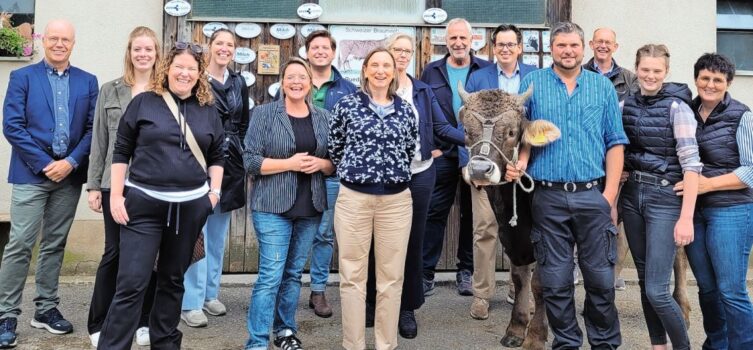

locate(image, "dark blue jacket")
(3, 61), (98, 185)
(420, 54), (492, 163)
(410, 75), (465, 160)
(465, 62), (538, 93)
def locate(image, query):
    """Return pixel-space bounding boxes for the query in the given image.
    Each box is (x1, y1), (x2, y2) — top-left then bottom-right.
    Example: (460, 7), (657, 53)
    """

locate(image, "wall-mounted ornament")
(268, 82), (281, 97)
(235, 23), (262, 39)
(422, 8), (447, 24)
(202, 22), (228, 38)
(258, 44), (281, 75)
(270, 24), (296, 40)
(301, 24), (326, 38)
(298, 46), (307, 59)
(164, 0), (191, 16)
(297, 3), (323, 20)
(234, 47), (256, 64)
(241, 71), (256, 87)
(471, 28), (487, 51)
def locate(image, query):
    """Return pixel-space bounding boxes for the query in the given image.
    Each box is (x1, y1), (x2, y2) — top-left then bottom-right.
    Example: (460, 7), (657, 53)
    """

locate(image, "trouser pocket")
(531, 229), (547, 265)
(605, 224), (618, 265)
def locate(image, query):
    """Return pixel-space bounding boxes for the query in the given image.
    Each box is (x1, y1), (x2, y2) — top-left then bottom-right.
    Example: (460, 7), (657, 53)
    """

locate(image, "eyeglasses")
(174, 42), (204, 54)
(390, 47), (414, 56)
(495, 42), (519, 50)
(593, 40), (615, 47)
(284, 74), (310, 82)
(45, 36), (73, 46)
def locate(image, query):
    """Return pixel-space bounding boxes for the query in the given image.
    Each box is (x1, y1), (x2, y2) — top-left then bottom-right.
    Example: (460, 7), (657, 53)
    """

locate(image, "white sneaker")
(180, 310), (208, 328)
(90, 332), (100, 347)
(136, 327), (150, 346)
(203, 299), (227, 316)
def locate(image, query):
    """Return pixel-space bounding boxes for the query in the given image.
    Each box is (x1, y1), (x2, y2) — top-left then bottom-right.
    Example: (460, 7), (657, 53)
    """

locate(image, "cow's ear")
(523, 119), (561, 147)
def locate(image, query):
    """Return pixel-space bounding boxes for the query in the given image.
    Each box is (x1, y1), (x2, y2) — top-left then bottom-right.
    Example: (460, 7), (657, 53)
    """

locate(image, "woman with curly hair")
(96, 43), (225, 350)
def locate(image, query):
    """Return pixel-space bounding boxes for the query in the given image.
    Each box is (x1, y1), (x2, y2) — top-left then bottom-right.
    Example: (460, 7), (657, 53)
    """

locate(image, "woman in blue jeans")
(181, 28), (250, 328)
(619, 44), (700, 350)
(243, 57), (334, 350)
(675, 53), (753, 349)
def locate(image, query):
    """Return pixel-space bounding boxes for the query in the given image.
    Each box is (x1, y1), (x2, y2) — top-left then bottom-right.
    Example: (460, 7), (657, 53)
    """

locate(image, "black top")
(113, 91), (225, 191)
(283, 114), (319, 217)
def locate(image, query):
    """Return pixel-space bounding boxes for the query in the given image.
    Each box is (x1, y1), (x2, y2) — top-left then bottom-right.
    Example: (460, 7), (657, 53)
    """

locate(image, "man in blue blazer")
(0, 19), (97, 348)
(464, 24), (537, 321)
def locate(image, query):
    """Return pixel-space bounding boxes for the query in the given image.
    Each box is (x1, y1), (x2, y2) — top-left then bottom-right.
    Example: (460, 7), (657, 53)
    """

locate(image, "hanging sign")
(202, 22), (228, 37)
(240, 71), (256, 87)
(268, 82), (281, 97)
(298, 46), (307, 59)
(164, 0), (191, 16)
(297, 3), (323, 20)
(258, 44), (281, 75)
(301, 24), (326, 38)
(430, 28), (445, 45)
(270, 24), (296, 40)
(233, 47), (256, 64)
(235, 23), (262, 39)
(422, 8), (447, 24)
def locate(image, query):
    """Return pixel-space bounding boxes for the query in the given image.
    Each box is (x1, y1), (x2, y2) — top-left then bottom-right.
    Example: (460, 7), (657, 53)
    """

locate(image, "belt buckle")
(563, 182), (577, 192)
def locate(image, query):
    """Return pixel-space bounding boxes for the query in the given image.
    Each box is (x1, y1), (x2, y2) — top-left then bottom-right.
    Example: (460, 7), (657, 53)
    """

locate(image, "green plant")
(0, 27), (27, 57)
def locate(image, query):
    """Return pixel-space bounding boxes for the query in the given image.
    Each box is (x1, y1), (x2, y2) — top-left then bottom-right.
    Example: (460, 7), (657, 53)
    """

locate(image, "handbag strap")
(161, 92), (207, 173)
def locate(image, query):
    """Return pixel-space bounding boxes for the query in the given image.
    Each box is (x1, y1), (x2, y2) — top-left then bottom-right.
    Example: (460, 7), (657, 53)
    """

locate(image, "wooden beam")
(547, 0), (572, 25)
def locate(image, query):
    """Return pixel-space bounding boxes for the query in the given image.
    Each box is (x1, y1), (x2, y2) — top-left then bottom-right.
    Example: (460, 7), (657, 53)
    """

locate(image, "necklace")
(397, 76), (409, 96)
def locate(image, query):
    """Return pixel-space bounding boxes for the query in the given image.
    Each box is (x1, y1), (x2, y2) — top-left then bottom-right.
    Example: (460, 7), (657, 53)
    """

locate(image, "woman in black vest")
(619, 44), (701, 350)
(675, 53), (753, 349)
(181, 28), (249, 327)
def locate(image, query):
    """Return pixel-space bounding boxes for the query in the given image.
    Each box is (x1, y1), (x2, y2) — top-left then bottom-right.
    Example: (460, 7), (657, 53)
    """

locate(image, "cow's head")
(458, 83), (560, 186)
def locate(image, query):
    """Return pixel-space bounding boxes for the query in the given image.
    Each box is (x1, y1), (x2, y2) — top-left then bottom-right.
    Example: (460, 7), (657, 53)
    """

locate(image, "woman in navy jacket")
(364, 32), (466, 339)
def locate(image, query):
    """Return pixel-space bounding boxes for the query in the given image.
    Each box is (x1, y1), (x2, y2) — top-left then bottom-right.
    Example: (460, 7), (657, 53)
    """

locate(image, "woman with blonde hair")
(86, 26), (160, 347)
(243, 57), (333, 350)
(363, 33), (464, 339)
(330, 47), (418, 350)
(97, 42), (225, 350)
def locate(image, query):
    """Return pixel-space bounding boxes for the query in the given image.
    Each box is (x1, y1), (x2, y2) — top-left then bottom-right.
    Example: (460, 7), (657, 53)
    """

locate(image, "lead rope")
(508, 146), (535, 227)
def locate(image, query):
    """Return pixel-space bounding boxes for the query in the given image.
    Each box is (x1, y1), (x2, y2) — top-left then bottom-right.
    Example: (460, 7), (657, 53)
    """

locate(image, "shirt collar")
(593, 59), (615, 75)
(43, 59), (70, 76)
(497, 62), (520, 79)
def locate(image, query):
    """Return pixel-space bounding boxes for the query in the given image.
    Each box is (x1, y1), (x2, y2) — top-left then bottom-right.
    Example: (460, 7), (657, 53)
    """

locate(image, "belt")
(630, 171), (671, 187)
(538, 178), (603, 193)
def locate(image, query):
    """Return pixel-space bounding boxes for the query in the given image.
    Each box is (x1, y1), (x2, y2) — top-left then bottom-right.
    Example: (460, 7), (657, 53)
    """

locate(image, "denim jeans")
(245, 211), (320, 350)
(685, 202), (753, 350)
(309, 177), (339, 292)
(619, 180), (689, 349)
(182, 206), (233, 310)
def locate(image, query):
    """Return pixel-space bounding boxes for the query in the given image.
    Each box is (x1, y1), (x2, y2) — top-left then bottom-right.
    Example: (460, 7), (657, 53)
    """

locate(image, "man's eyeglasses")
(174, 42), (204, 54)
(494, 42), (519, 50)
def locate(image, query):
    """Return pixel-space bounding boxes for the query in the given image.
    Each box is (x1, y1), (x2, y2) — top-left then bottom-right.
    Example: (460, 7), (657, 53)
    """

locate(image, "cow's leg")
(522, 265), (548, 350)
(673, 248), (691, 328)
(501, 263), (531, 348)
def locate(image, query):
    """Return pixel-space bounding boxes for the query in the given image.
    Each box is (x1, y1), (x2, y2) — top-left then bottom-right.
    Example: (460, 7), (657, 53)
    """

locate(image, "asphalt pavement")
(9, 271), (741, 349)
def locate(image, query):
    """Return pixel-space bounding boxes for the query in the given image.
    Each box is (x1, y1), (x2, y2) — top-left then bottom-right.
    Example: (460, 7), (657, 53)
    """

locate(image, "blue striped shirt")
(734, 111), (753, 187)
(520, 67), (628, 182)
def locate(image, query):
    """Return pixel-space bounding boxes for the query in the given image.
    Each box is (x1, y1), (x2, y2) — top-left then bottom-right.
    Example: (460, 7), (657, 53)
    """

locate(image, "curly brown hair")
(148, 45), (214, 106)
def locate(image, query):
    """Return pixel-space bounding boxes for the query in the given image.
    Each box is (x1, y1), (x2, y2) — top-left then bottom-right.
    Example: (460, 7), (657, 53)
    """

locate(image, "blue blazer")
(2, 61), (98, 185)
(409, 75), (465, 161)
(460, 62), (537, 167)
(465, 61), (538, 93)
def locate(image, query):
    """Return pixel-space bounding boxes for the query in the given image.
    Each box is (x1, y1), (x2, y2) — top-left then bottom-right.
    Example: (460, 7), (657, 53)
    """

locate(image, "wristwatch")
(209, 188), (222, 199)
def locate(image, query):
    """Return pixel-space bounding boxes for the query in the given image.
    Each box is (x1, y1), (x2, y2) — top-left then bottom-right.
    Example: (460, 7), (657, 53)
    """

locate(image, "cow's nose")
(471, 161), (493, 174)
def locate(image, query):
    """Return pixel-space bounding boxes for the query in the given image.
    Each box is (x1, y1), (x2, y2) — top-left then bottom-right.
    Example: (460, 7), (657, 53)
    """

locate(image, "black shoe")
(398, 310), (417, 339)
(456, 269), (473, 296)
(30, 308), (72, 335)
(0, 318), (17, 349)
(365, 302), (375, 328)
(423, 278), (436, 297)
(274, 333), (304, 350)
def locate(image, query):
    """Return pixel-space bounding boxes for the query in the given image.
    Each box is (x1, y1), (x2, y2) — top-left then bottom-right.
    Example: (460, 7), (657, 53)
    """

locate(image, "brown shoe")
(309, 291), (333, 318)
(470, 297), (489, 320)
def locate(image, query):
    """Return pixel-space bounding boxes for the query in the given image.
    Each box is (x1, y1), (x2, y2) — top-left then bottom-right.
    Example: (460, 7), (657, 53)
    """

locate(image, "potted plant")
(0, 26), (27, 57)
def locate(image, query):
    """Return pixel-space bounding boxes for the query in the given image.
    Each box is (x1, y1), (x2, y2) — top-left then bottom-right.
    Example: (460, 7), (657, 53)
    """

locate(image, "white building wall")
(573, 0), (752, 107)
(0, 0), (163, 220)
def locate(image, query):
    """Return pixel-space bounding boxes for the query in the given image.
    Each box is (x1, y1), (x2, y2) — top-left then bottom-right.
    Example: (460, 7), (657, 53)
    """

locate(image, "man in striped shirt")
(506, 22), (628, 349)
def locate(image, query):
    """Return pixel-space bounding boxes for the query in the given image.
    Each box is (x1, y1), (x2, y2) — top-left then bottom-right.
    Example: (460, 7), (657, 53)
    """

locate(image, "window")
(0, 0), (35, 58)
(443, 0), (546, 26)
(717, 0), (753, 72)
(191, 0), (300, 21)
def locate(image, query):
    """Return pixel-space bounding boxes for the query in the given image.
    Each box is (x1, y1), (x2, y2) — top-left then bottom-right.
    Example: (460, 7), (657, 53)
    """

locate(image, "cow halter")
(465, 110), (534, 227)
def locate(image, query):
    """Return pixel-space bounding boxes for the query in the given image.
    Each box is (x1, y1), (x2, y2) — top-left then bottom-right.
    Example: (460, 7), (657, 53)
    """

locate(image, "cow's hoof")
(501, 334), (524, 348)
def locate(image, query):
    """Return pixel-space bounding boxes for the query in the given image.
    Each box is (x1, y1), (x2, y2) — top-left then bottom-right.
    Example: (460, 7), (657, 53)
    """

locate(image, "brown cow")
(458, 83), (559, 349)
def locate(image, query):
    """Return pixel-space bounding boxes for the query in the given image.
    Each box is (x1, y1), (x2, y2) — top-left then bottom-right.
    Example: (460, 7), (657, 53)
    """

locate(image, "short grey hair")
(550, 21), (584, 46)
(446, 18), (472, 36)
(385, 32), (415, 51)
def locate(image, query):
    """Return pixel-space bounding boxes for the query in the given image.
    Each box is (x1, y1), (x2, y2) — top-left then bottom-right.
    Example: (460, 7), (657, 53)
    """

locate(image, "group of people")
(0, 15), (750, 350)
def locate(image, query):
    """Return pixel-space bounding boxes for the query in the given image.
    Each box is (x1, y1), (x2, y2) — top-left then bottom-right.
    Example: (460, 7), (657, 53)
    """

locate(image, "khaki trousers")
(335, 186), (413, 350)
(470, 185), (500, 300)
